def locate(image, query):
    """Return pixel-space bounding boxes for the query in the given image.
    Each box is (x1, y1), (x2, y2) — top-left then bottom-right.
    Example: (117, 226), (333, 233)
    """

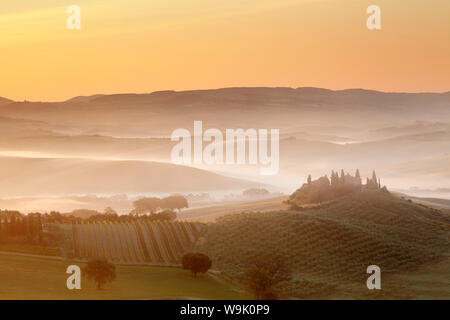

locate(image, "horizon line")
(2, 86), (450, 104)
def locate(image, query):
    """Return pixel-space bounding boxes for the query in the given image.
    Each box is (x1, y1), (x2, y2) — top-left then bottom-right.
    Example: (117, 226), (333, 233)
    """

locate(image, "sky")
(0, 0), (449, 101)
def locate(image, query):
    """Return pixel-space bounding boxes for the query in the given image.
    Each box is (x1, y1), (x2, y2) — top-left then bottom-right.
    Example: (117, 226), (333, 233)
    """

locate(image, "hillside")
(0, 134), (173, 162)
(69, 220), (203, 266)
(180, 196), (289, 222)
(373, 121), (450, 139)
(0, 88), (449, 193)
(0, 97), (13, 106)
(0, 156), (258, 197)
(1, 88), (449, 137)
(0, 117), (56, 138)
(410, 197), (450, 209)
(195, 190), (450, 298)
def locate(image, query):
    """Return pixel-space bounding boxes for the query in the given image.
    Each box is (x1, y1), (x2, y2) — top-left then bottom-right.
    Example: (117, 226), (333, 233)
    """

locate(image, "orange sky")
(0, 0), (449, 101)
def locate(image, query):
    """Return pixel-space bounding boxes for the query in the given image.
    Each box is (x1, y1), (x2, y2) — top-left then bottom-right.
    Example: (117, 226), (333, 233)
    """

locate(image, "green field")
(0, 252), (250, 300)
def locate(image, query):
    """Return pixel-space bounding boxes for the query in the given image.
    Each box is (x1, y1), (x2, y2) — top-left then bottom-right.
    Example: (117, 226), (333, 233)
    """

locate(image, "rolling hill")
(0, 97), (13, 106)
(0, 156), (259, 197)
(1, 188), (449, 299)
(180, 196), (289, 222)
(1, 88), (449, 137)
(195, 190), (450, 298)
(0, 88), (449, 194)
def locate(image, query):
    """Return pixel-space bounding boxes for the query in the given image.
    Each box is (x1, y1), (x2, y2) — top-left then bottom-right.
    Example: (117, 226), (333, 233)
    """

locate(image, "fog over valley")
(1, 87), (449, 211)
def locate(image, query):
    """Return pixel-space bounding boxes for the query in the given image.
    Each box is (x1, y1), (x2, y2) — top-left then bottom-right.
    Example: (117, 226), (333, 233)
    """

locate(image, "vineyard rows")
(71, 220), (201, 265)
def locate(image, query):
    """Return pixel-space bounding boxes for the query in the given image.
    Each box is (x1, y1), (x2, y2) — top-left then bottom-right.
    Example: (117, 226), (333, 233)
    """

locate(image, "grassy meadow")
(0, 252), (250, 300)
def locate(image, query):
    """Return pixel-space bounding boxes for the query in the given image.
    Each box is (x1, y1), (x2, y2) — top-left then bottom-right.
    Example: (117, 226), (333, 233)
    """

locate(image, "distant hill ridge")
(0, 97), (13, 106)
(1, 87), (449, 105)
(62, 87), (449, 103)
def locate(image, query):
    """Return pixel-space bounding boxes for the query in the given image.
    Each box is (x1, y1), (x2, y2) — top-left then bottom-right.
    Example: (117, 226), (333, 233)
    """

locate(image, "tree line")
(83, 195), (189, 222)
(0, 211), (44, 243)
(0, 195), (189, 227)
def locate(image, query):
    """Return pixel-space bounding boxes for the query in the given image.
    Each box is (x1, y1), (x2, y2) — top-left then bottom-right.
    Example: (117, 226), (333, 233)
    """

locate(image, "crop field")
(195, 191), (450, 298)
(181, 196), (289, 222)
(71, 220), (202, 265)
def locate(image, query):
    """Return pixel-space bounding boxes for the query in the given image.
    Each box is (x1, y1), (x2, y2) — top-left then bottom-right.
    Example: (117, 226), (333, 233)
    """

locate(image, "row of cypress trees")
(0, 212), (43, 239)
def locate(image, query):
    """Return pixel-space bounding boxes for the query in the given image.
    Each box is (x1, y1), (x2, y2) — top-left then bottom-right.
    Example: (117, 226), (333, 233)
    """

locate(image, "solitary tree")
(83, 259), (116, 290)
(244, 255), (292, 300)
(182, 253), (212, 278)
(103, 207), (117, 215)
(244, 266), (277, 300)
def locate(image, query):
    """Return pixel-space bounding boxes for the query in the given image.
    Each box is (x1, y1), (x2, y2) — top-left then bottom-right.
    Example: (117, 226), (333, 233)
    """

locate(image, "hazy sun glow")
(1, 0), (449, 101)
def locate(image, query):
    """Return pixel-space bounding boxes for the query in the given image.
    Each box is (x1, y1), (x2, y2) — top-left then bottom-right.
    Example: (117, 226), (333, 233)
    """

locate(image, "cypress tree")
(37, 213), (43, 244)
(29, 214), (36, 237)
(25, 215), (31, 240)
(10, 215), (17, 236)
(5, 215), (9, 236)
(372, 171), (377, 184)
(37, 214), (42, 231)
(20, 218), (27, 236)
(355, 169), (362, 185)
